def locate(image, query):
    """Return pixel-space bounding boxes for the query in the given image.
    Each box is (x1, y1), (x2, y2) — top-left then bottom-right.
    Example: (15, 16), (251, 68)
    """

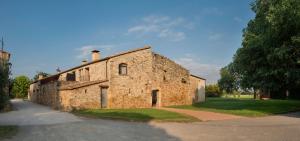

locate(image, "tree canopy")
(230, 0), (300, 99)
(218, 65), (237, 94)
(0, 60), (10, 110)
(33, 71), (51, 81)
(12, 76), (31, 98)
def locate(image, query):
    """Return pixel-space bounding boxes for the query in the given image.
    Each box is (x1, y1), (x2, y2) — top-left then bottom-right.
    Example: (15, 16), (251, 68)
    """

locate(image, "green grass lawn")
(171, 97), (300, 117)
(0, 126), (18, 139)
(73, 108), (198, 122)
(221, 94), (253, 99)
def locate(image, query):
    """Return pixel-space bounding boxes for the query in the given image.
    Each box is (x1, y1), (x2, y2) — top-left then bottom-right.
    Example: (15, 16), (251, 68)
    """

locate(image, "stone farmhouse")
(29, 46), (206, 111)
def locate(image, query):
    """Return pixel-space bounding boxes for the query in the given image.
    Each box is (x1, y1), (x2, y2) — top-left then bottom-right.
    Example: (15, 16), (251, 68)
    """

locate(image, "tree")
(12, 76), (31, 98)
(205, 84), (221, 97)
(33, 71), (50, 81)
(230, 0), (300, 99)
(0, 60), (11, 110)
(218, 66), (237, 94)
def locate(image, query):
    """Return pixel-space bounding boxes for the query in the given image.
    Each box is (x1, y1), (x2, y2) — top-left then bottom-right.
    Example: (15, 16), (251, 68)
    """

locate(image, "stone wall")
(29, 81), (60, 109)
(29, 47), (206, 111)
(59, 60), (107, 82)
(151, 53), (191, 107)
(189, 76), (206, 103)
(108, 48), (153, 108)
(59, 81), (109, 111)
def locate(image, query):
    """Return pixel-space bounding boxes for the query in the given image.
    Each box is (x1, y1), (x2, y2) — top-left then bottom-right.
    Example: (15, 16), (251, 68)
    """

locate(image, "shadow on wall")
(193, 86), (205, 104)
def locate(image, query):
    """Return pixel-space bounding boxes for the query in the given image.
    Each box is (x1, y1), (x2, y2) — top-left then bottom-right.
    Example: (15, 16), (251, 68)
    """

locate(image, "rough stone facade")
(152, 53), (191, 107)
(29, 46), (206, 111)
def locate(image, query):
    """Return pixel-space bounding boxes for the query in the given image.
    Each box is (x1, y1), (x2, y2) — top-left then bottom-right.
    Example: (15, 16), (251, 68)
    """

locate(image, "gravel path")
(0, 99), (82, 125)
(1, 99), (300, 141)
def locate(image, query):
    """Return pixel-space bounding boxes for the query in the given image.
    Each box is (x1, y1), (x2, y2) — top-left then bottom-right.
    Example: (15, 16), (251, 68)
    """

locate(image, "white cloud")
(158, 30), (186, 41)
(128, 25), (159, 33)
(76, 44), (115, 59)
(201, 8), (223, 16)
(234, 17), (243, 23)
(143, 15), (170, 24)
(208, 33), (222, 41)
(127, 15), (194, 42)
(175, 54), (221, 84)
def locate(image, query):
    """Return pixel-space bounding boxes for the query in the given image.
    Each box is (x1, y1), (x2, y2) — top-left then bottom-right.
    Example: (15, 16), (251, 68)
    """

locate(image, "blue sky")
(0, 0), (254, 84)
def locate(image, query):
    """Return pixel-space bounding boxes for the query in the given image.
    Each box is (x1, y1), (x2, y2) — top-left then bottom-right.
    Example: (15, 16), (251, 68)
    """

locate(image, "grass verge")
(171, 97), (300, 117)
(73, 108), (198, 122)
(0, 126), (18, 139)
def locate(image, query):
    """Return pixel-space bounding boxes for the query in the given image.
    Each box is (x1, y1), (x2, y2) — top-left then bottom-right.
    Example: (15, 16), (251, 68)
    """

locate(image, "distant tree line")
(217, 0), (300, 99)
(10, 71), (50, 99)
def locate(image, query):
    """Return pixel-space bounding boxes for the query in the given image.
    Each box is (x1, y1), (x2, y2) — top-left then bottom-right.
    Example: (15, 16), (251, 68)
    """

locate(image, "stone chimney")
(82, 60), (88, 65)
(91, 50), (100, 61)
(38, 74), (44, 80)
(0, 50), (10, 61)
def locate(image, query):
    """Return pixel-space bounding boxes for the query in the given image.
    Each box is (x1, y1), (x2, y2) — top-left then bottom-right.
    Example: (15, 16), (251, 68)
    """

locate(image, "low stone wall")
(29, 81), (60, 109)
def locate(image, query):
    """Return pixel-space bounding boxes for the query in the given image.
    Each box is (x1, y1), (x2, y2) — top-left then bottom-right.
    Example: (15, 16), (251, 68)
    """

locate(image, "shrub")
(12, 76), (31, 98)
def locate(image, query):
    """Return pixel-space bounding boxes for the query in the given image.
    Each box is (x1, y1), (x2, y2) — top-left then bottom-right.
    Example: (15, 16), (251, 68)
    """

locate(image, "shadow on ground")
(1, 100), (180, 141)
(4, 120), (180, 141)
(281, 111), (300, 118)
(189, 98), (300, 117)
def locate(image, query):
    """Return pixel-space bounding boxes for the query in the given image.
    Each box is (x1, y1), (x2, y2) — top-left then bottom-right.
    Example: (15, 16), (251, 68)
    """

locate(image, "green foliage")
(33, 71), (50, 81)
(205, 84), (221, 97)
(0, 126), (18, 139)
(0, 60), (10, 110)
(73, 109), (197, 122)
(218, 65), (237, 94)
(12, 76), (31, 98)
(230, 0), (300, 98)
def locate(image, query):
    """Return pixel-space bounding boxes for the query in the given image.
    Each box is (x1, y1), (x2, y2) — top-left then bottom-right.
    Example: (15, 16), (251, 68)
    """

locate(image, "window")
(66, 71), (76, 81)
(79, 69), (83, 81)
(119, 63), (127, 75)
(85, 68), (90, 81)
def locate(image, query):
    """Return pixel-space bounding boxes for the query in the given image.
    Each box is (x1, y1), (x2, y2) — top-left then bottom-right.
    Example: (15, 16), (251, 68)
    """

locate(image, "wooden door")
(101, 87), (108, 108)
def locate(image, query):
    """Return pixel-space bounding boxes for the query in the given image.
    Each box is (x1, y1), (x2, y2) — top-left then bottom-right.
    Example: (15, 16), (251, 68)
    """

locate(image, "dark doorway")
(152, 90), (158, 107)
(101, 87), (108, 108)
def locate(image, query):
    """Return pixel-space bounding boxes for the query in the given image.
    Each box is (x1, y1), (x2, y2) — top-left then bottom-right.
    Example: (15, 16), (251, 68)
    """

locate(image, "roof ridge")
(190, 74), (206, 80)
(33, 45), (152, 83)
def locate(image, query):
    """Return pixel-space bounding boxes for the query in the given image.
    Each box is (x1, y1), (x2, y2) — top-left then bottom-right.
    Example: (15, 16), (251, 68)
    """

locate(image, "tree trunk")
(254, 90), (257, 99)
